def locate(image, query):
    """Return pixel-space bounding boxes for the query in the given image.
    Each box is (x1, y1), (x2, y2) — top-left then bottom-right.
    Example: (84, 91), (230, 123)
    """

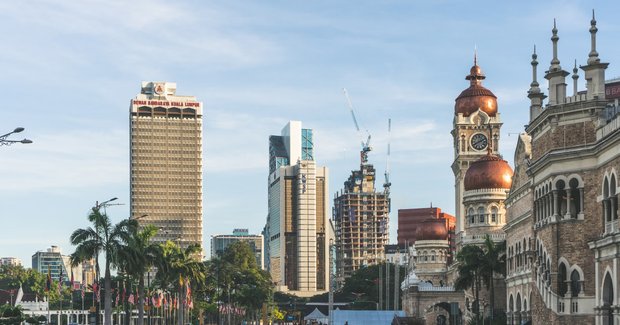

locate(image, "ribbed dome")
(416, 218), (448, 241)
(464, 154), (513, 191)
(455, 64), (498, 117)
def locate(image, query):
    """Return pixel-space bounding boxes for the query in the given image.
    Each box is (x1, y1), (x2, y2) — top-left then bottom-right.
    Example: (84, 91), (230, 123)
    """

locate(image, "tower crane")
(343, 88), (372, 164)
(383, 118), (392, 194)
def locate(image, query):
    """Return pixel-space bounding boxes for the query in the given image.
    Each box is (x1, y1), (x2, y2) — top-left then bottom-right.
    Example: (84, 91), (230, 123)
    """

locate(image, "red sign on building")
(606, 82), (620, 99)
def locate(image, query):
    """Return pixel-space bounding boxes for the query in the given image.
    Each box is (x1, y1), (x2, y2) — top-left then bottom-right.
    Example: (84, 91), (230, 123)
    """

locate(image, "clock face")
(470, 133), (488, 151)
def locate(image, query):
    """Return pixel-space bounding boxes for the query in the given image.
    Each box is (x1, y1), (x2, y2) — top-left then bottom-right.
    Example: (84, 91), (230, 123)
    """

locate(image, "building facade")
(264, 121), (331, 296)
(503, 15), (620, 325)
(0, 257), (22, 267)
(211, 229), (264, 269)
(32, 246), (73, 283)
(129, 82), (203, 254)
(334, 160), (390, 285)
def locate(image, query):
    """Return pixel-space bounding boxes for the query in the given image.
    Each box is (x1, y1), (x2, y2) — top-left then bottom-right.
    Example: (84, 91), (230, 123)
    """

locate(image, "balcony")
(605, 220), (619, 235)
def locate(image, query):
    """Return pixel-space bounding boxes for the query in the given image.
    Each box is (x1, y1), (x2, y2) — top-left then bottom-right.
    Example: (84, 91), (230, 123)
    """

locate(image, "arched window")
(556, 180), (567, 216)
(491, 207), (498, 223)
(558, 263), (567, 296)
(570, 270), (581, 297)
(478, 207), (485, 223)
(603, 174), (618, 233)
(603, 272), (614, 325)
(468, 208), (475, 224)
(568, 178), (581, 218)
(516, 294), (522, 325)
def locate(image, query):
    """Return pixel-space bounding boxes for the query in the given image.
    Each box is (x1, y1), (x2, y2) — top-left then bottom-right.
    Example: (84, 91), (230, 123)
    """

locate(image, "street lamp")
(92, 197), (117, 325)
(1, 127), (32, 146)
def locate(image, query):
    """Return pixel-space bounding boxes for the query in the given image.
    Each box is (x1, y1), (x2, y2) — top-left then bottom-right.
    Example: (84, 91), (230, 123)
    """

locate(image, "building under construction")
(333, 161), (390, 285)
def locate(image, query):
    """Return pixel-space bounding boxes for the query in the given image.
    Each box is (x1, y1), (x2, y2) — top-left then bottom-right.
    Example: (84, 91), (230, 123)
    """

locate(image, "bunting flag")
(92, 283), (100, 302)
(128, 293), (135, 305)
(45, 266), (51, 292)
(162, 294), (167, 309)
(115, 289), (119, 307)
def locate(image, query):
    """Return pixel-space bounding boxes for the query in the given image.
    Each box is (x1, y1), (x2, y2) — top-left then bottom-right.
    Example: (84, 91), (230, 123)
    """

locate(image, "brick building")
(504, 14), (620, 324)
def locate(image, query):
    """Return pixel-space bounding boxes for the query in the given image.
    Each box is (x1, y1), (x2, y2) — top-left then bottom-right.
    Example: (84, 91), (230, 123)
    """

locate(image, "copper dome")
(464, 154), (513, 191)
(455, 64), (498, 117)
(416, 218), (448, 241)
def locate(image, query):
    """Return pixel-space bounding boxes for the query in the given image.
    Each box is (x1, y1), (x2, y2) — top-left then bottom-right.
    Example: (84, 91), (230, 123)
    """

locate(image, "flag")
(92, 283), (100, 302)
(128, 293), (134, 305)
(115, 289), (119, 307)
(122, 285), (126, 304)
(15, 285), (24, 306)
(81, 285), (85, 299)
(45, 266), (51, 292)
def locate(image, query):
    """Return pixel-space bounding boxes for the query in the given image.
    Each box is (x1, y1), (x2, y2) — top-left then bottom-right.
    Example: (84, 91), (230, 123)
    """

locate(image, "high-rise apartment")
(264, 121), (331, 297)
(130, 82), (203, 254)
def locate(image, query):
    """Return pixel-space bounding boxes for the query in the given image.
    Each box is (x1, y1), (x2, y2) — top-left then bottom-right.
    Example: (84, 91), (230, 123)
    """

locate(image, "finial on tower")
(474, 45), (478, 66)
(530, 45), (540, 92)
(550, 19), (561, 69)
(572, 59), (579, 95)
(588, 9), (600, 64)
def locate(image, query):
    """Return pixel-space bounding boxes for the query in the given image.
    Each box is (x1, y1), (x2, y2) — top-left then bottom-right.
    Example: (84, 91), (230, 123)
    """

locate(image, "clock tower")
(451, 58), (503, 234)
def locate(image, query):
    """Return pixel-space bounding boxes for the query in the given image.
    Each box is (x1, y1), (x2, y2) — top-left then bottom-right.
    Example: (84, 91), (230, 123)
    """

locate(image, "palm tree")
(154, 241), (205, 325)
(69, 208), (137, 325)
(118, 225), (159, 325)
(455, 244), (484, 317)
(479, 236), (506, 322)
(455, 236), (507, 324)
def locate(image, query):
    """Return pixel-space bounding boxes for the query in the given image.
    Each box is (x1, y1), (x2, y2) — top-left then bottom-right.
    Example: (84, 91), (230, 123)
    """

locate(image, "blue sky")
(1, 0), (618, 267)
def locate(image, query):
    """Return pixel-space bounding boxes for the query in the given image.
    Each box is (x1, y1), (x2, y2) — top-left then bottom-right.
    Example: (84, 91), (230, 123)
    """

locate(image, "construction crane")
(383, 118), (392, 194)
(343, 88), (372, 164)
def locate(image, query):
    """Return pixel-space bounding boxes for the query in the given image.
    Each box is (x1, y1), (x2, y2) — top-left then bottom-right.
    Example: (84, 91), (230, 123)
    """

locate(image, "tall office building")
(130, 82), (203, 255)
(264, 121), (331, 297)
(32, 246), (77, 283)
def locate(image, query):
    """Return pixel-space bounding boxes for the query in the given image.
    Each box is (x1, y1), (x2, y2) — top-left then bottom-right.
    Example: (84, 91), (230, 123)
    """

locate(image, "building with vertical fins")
(503, 13), (620, 324)
(333, 149), (390, 285)
(264, 121), (331, 297)
(129, 82), (203, 255)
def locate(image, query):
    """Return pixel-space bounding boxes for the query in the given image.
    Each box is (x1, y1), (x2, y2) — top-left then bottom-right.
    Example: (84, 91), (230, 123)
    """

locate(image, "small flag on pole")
(45, 266), (51, 292)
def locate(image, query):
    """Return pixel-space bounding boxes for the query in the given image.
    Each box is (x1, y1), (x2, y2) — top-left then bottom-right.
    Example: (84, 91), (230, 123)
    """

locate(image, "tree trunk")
(138, 273), (145, 325)
(104, 262), (112, 325)
(489, 272), (495, 321)
(474, 271), (480, 317)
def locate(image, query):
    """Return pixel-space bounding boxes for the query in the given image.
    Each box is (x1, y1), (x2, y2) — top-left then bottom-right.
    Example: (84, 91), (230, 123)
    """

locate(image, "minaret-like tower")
(528, 45), (546, 121)
(545, 20), (570, 106)
(451, 54), (503, 234)
(580, 10), (608, 99)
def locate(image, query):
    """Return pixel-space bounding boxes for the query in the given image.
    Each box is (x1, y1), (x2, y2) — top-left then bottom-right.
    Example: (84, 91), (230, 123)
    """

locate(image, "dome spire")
(572, 59), (579, 95)
(588, 9), (600, 64)
(550, 19), (562, 71)
(466, 49), (485, 86)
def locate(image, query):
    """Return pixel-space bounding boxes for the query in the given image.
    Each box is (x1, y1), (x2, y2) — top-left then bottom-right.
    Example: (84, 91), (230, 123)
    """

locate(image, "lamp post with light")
(92, 197), (117, 325)
(1, 127), (32, 146)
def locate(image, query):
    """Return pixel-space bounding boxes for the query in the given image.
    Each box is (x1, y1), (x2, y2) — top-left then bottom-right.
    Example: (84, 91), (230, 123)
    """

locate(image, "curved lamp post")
(1, 127), (32, 146)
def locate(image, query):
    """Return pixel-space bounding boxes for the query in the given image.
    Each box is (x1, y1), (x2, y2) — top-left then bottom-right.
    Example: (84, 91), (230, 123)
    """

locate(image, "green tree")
(206, 242), (273, 323)
(0, 304), (24, 325)
(479, 236), (506, 322)
(69, 208), (138, 325)
(118, 225), (159, 325)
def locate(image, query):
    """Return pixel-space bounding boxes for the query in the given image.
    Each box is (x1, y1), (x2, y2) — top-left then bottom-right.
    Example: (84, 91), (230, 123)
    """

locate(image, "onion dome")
(455, 62), (498, 117)
(416, 218), (448, 241)
(464, 154), (513, 191)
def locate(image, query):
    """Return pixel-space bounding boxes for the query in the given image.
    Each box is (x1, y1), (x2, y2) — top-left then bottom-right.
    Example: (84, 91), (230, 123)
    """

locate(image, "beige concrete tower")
(130, 82), (203, 255)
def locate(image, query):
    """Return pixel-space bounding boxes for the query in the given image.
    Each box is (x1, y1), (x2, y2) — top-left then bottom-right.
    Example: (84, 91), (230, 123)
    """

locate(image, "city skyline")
(2, 1), (620, 267)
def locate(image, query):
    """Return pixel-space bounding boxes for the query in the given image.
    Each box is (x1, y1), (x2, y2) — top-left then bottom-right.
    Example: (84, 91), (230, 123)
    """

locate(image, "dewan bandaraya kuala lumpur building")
(129, 82), (203, 256)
